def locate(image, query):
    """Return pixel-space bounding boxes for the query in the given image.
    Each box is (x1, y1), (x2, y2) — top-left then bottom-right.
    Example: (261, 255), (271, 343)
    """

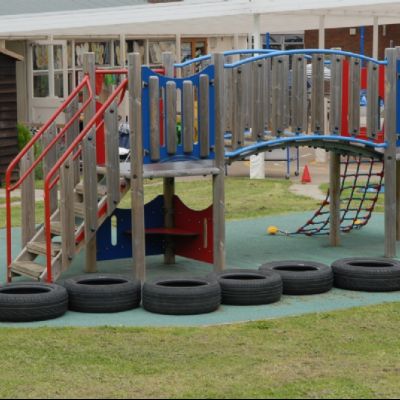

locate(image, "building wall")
(0, 54), (18, 183)
(5, 41), (28, 123)
(305, 23), (400, 59)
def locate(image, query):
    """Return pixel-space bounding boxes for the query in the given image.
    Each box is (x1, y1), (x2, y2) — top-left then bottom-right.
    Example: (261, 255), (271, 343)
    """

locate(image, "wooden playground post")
(82, 53), (98, 273)
(162, 52), (176, 265)
(213, 53), (226, 272)
(329, 152), (341, 246)
(329, 54), (343, 246)
(384, 48), (399, 257)
(129, 53), (146, 282)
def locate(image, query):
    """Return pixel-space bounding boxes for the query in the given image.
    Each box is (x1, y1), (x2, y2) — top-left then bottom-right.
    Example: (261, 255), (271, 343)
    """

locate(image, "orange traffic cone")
(301, 165), (312, 184)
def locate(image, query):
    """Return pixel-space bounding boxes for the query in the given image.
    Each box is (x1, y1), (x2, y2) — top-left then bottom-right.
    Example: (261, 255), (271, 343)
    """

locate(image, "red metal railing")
(43, 78), (128, 282)
(5, 75), (93, 281)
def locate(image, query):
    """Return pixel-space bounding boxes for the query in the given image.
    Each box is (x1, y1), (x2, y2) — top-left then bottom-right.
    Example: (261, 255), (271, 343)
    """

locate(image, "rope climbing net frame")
(295, 155), (384, 236)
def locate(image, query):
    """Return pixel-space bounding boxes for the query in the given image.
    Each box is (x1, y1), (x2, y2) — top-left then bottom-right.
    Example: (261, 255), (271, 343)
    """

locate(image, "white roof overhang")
(1, 0), (400, 37)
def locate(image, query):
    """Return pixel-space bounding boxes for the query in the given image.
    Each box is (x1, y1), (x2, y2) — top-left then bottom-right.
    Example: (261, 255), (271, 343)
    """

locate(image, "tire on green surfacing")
(0, 283), (68, 322)
(142, 277), (221, 315)
(64, 274), (141, 313)
(259, 260), (333, 295)
(208, 269), (282, 305)
(331, 258), (400, 292)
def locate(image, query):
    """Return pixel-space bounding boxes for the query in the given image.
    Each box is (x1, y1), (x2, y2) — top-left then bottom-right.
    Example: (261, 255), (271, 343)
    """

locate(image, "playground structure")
(4, 47), (400, 284)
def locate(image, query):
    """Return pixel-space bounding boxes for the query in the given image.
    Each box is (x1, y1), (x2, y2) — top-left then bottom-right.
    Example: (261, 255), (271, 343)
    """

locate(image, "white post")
(316, 14), (327, 163)
(249, 13), (265, 179)
(373, 16), (379, 59)
(175, 33), (182, 78)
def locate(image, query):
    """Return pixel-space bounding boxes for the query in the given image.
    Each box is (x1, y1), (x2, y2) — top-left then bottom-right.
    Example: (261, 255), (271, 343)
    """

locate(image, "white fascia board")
(1, 0), (400, 36)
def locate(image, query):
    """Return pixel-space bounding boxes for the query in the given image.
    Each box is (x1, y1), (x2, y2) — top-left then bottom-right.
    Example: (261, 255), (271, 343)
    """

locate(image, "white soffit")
(1, 0), (400, 37)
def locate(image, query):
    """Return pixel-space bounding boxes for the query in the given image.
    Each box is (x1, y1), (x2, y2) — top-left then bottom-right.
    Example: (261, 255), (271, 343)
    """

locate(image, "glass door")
(29, 40), (68, 124)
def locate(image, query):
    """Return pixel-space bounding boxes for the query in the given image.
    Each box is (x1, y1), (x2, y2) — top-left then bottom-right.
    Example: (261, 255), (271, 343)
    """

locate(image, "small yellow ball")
(354, 219), (363, 226)
(267, 226), (279, 235)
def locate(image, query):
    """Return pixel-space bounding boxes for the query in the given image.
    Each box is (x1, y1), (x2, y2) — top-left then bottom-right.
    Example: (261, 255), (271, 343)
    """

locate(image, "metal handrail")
(224, 49), (388, 69)
(5, 75), (93, 274)
(43, 78), (129, 282)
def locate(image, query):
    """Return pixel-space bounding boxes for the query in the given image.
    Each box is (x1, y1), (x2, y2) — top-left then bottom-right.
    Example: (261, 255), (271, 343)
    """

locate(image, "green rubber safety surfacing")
(1, 212), (400, 328)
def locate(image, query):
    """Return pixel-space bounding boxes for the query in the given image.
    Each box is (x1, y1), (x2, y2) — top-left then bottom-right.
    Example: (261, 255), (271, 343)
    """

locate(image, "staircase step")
(27, 241), (62, 257)
(75, 183), (108, 197)
(11, 261), (45, 280)
(74, 202), (85, 217)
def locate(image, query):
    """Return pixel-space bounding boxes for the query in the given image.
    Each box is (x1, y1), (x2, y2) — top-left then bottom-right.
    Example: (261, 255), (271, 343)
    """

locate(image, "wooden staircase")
(5, 55), (130, 283)
(10, 169), (130, 281)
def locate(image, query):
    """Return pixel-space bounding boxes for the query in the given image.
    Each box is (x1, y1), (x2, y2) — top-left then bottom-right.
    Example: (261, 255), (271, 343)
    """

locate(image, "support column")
(384, 48), (398, 257)
(213, 53), (226, 272)
(129, 53), (146, 281)
(373, 17), (379, 59)
(396, 161), (400, 241)
(83, 53), (97, 273)
(162, 52), (176, 265)
(249, 13), (265, 180)
(329, 152), (341, 246)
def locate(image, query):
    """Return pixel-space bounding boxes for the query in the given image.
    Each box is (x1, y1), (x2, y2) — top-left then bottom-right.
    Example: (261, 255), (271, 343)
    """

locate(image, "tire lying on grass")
(209, 269), (282, 305)
(0, 283), (68, 322)
(332, 258), (400, 292)
(259, 261), (333, 295)
(143, 277), (221, 315)
(64, 274), (141, 313)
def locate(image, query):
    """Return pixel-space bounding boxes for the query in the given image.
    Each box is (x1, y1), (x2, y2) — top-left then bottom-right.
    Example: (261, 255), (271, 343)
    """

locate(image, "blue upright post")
(266, 33), (270, 50)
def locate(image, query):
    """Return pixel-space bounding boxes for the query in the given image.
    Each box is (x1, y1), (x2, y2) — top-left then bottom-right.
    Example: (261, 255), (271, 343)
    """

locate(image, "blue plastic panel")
(141, 65), (215, 164)
(96, 196), (166, 262)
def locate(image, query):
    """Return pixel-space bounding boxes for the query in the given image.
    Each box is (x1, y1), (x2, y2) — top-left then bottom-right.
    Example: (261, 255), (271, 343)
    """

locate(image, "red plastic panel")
(95, 101), (106, 165)
(173, 196), (214, 264)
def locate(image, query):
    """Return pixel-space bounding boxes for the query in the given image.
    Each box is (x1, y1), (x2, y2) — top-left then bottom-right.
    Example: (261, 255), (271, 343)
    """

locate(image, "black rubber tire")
(143, 277), (221, 315)
(64, 274), (141, 313)
(259, 260), (333, 295)
(0, 283), (68, 322)
(332, 258), (400, 292)
(209, 269), (282, 305)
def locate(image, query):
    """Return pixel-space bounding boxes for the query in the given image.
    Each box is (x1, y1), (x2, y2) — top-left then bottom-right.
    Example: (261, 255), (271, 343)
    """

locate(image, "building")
(0, 0), (400, 129)
(0, 47), (24, 183)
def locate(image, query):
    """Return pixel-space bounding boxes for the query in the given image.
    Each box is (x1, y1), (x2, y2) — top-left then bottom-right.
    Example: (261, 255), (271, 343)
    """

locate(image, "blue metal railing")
(224, 49), (387, 69)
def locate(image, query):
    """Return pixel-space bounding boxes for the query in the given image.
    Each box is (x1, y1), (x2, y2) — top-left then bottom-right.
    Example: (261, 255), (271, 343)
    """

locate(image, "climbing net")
(295, 155), (384, 236)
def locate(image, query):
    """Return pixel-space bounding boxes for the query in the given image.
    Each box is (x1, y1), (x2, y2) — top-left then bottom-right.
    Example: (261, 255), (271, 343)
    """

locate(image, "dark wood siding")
(0, 53), (18, 183)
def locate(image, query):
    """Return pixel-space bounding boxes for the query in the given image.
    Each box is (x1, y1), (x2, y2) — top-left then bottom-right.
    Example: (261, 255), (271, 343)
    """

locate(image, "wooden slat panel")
(348, 57), (361, 136)
(60, 156), (76, 271)
(263, 58), (272, 132)
(105, 101), (121, 215)
(232, 67), (245, 149)
(182, 80), (194, 154)
(271, 56), (285, 136)
(282, 56), (290, 129)
(330, 55), (343, 135)
(82, 126), (98, 241)
(20, 148), (35, 247)
(367, 62), (379, 139)
(252, 61), (264, 140)
(199, 74), (210, 158)
(224, 56), (234, 133)
(311, 54), (325, 134)
(291, 55), (307, 133)
(149, 76), (160, 161)
(42, 124), (58, 215)
(166, 81), (177, 155)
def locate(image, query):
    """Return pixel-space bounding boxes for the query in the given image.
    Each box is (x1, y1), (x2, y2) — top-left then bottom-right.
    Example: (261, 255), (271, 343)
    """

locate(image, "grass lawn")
(0, 177), (319, 228)
(0, 303), (400, 398)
